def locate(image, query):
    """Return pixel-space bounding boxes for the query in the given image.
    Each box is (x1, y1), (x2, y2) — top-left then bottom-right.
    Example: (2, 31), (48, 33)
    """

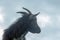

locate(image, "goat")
(3, 7), (41, 40)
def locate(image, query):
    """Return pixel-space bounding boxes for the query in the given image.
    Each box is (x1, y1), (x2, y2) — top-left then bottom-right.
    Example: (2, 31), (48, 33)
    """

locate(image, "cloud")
(0, 14), (4, 23)
(40, 1), (57, 15)
(0, 6), (5, 24)
(55, 15), (60, 28)
(40, 36), (53, 40)
(40, 31), (60, 40)
(37, 14), (52, 28)
(0, 26), (4, 40)
(16, 4), (24, 12)
(56, 15), (60, 22)
(0, 6), (6, 40)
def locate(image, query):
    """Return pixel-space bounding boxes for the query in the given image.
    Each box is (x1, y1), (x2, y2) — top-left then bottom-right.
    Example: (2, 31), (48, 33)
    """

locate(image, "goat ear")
(23, 7), (32, 15)
(16, 11), (28, 15)
(34, 12), (40, 16)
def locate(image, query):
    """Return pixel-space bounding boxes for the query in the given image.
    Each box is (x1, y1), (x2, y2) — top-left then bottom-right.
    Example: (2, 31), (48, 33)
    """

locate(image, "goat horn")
(16, 11), (28, 15)
(23, 7), (32, 15)
(34, 12), (40, 16)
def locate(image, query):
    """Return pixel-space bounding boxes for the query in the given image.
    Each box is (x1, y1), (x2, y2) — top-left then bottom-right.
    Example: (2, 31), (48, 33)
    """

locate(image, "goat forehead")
(29, 15), (33, 18)
(29, 16), (36, 20)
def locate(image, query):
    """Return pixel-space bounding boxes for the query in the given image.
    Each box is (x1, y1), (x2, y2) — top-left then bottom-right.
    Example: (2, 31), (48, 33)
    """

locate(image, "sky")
(0, 0), (60, 40)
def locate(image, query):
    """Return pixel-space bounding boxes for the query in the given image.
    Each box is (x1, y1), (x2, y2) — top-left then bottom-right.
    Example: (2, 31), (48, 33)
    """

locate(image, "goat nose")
(36, 26), (41, 33)
(38, 29), (41, 33)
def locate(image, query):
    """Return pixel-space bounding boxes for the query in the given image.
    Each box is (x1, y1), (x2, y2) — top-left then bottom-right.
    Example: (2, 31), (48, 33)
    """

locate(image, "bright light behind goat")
(0, 27), (4, 40)
(0, 7), (5, 40)
(37, 14), (51, 28)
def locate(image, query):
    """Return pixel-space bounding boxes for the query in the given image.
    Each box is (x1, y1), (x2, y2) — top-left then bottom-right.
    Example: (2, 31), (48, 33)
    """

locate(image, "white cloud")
(0, 6), (6, 40)
(56, 15), (60, 27)
(37, 14), (52, 28)
(0, 26), (4, 40)
(0, 14), (4, 23)
(0, 6), (5, 23)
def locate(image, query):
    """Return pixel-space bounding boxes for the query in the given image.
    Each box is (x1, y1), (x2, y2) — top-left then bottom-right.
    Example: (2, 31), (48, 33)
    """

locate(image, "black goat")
(3, 7), (41, 40)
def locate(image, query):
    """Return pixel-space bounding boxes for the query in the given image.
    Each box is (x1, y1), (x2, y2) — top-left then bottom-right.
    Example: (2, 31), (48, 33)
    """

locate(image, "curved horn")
(16, 11), (28, 15)
(34, 12), (40, 16)
(23, 7), (32, 14)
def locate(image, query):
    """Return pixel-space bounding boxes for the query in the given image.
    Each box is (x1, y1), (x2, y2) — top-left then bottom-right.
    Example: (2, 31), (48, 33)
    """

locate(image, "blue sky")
(0, 0), (60, 40)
